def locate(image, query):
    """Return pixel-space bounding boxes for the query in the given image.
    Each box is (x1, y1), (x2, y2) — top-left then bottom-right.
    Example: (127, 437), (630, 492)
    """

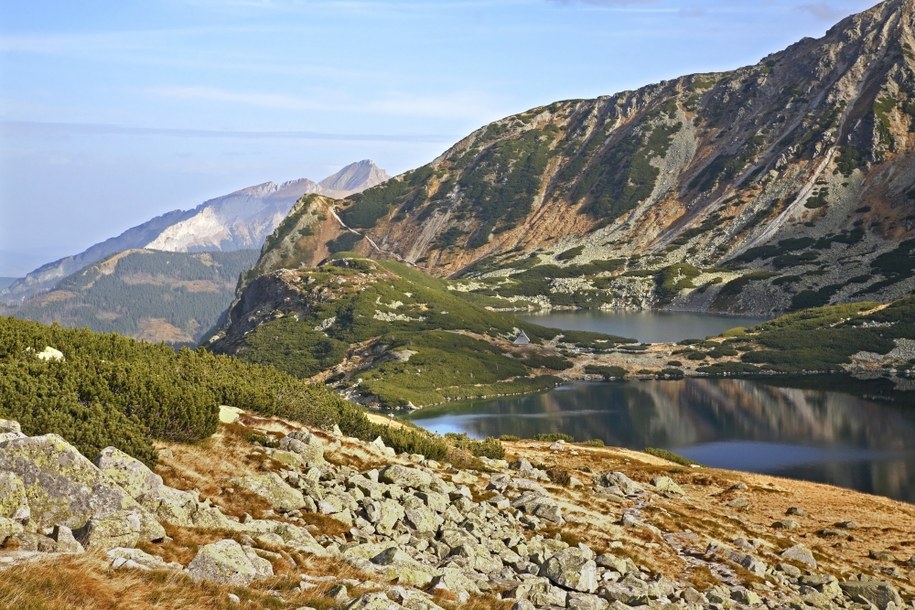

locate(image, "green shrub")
(584, 364), (626, 380)
(555, 246), (584, 261)
(643, 447), (696, 466)
(534, 433), (574, 442)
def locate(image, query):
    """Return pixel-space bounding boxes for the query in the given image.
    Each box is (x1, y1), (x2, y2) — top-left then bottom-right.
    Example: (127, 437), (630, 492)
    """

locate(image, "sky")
(0, 0), (879, 277)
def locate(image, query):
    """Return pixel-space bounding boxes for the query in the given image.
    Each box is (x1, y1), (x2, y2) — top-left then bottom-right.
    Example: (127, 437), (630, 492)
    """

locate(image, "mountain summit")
(1, 161), (389, 304)
(242, 0), (914, 315)
(317, 159), (390, 194)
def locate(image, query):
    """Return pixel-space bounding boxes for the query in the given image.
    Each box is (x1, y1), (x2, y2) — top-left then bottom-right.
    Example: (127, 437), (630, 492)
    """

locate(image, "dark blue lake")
(522, 310), (768, 343)
(406, 378), (915, 503)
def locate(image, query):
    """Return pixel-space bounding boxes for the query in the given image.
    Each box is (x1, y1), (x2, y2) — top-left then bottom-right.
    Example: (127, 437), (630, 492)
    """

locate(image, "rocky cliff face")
(1, 161), (389, 305)
(250, 0), (915, 315)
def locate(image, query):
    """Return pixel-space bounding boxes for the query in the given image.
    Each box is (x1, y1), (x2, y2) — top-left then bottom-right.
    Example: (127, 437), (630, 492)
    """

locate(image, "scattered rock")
(840, 578), (903, 608)
(186, 539), (274, 586)
(108, 547), (180, 571)
(232, 472), (305, 512)
(651, 476), (685, 496)
(540, 547), (598, 593)
(781, 544), (817, 570)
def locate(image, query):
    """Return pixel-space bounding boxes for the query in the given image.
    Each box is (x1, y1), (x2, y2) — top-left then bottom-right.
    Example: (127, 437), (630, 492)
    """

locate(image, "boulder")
(567, 592), (610, 610)
(431, 567), (482, 602)
(94, 447), (164, 505)
(379, 465), (433, 490)
(540, 547), (598, 593)
(596, 472), (643, 497)
(51, 525), (84, 553)
(278, 435), (326, 467)
(511, 492), (564, 524)
(186, 539), (273, 586)
(154, 486), (234, 530)
(232, 473), (305, 512)
(74, 510), (166, 550)
(0, 517), (24, 542)
(651, 476), (685, 496)
(781, 543), (817, 570)
(0, 434), (163, 547)
(346, 592), (405, 610)
(107, 547), (180, 571)
(505, 577), (567, 607)
(840, 579), (903, 608)
(403, 495), (442, 533)
(0, 472), (29, 522)
(0, 419), (25, 443)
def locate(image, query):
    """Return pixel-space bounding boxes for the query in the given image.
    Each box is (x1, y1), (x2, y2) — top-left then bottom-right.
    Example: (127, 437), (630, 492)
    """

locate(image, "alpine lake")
(406, 310), (915, 503)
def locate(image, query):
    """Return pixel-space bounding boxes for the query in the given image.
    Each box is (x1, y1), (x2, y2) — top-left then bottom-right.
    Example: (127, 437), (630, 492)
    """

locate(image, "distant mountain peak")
(1, 160), (389, 304)
(317, 159), (390, 194)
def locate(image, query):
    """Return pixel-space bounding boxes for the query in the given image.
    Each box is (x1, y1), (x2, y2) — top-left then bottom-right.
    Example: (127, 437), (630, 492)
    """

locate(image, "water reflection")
(521, 310), (769, 343)
(406, 378), (915, 503)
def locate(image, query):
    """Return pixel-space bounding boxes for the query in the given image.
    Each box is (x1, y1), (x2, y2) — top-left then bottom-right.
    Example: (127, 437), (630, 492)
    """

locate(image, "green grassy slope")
(213, 255), (635, 408)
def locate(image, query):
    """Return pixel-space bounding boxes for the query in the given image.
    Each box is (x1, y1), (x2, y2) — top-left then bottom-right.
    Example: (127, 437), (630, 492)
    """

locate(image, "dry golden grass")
(155, 423), (291, 519)
(0, 553), (281, 610)
(137, 524), (243, 567)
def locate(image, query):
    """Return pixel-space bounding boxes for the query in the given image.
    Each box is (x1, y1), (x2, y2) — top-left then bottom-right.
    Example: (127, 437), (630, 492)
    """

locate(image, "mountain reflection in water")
(406, 378), (915, 503)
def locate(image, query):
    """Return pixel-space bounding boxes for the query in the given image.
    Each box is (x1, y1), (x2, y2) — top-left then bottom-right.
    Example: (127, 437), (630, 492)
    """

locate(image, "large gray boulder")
(186, 539), (273, 586)
(94, 447), (164, 504)
(840, 579), (903, 608)
(0, 433), (164, 548)
(74, 510), (166, 550)
(278, 430), (327, 467)
(511, 491), (564, 524)
(346, 592), (405, 609)
(379, 465), (433, 490)
(596, 472), (643, 497)
(232, 472), (305, 512)
(781, 543), (817, 570)
(540, 547), (598, 593)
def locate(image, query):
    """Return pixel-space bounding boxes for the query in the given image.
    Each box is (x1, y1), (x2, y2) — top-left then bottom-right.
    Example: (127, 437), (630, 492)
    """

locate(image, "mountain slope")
(1, 160), (389, 304)
(248, 0), (914, 315)
(211, 254), (635, 407)
(1, 249), (259, 346)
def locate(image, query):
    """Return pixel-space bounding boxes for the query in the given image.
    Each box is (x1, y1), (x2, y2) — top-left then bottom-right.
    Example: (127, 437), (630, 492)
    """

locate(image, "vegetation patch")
(583, 364), (627, 380)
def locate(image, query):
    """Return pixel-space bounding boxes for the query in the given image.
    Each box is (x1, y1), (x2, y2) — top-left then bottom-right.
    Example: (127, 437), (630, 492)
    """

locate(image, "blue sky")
(0, 0), (878, 276)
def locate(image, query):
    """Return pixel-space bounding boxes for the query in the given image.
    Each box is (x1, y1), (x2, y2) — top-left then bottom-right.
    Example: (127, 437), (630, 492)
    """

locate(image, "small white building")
(513, 330), (530, 346)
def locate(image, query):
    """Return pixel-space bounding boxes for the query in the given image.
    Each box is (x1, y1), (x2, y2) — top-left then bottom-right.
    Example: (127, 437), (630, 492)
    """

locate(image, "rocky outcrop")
(2, 415), (913, 610)
(0, 428), (165, 549)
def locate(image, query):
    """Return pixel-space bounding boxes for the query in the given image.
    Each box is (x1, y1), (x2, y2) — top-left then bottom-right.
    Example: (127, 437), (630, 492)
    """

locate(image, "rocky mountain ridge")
(1, 160), (389, 305)
(245, 0), (915, 316)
